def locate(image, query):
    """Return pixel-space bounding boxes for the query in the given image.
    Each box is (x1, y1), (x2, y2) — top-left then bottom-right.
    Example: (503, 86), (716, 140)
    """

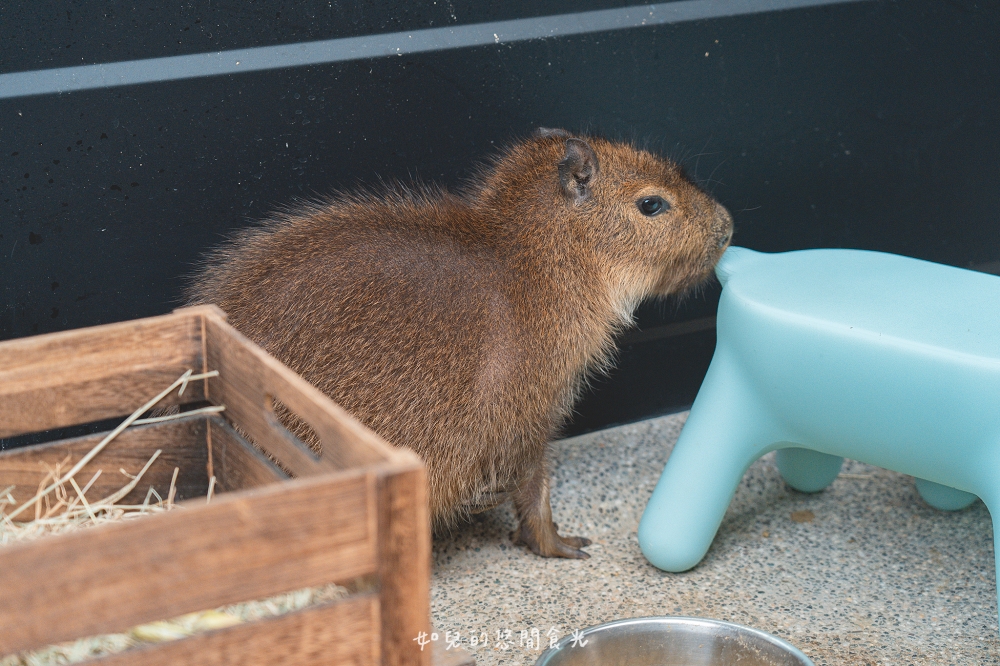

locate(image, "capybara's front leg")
(512, 461), (591, 559)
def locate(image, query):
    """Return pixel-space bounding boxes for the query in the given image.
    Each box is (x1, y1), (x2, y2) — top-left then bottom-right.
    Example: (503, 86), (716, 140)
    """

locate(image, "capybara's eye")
(637, 196), (669, 216)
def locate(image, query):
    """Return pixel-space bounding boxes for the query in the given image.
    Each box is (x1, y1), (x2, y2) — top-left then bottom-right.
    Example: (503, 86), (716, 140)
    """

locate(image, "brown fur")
(186, 130), (733, 558)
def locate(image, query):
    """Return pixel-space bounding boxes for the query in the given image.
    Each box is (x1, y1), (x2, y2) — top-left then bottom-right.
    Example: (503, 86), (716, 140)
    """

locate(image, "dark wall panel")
(2, 1), (998, 434)
(2, 1), (646, 71)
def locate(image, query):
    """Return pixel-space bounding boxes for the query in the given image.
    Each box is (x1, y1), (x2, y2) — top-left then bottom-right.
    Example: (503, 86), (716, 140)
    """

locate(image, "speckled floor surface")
(430, 412), (1000, 665)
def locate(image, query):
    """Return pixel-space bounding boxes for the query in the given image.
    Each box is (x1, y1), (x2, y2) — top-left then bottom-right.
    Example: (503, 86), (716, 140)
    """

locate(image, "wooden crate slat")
(209, 416), (289, 491)
(0, 313), (205, 438)
(377, 465), (432, 666)
(200, 310), (399, 472)
(223, 395), (329, 478)
(0, 469), (379, 655)
(0, 417), (210, 515)
(82, 593), (381, 666)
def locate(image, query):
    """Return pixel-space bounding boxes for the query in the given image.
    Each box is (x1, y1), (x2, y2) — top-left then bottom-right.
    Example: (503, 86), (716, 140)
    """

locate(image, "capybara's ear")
(558, 137), (600, 204)
(534, 127), (572, 139)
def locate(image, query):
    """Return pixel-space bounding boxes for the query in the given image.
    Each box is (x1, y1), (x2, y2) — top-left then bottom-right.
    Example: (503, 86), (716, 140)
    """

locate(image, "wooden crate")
(0, 305), (432, 666)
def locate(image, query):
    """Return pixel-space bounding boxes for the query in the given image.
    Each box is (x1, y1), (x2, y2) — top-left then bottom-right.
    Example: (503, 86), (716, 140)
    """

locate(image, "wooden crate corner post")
(378, 453), (432, 666)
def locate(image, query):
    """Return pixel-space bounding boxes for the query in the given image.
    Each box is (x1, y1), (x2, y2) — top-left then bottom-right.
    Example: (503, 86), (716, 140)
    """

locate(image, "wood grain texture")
(0, 308), (434, 665)
(200, 310), (400, 474)
(83, 594), (381, 666)
(378, 464), (432, 666)
(0, 416), (210, 518)
(0, 313), (206, 438)
(209, 416), (289, 491)
(0, 469), (378, 654)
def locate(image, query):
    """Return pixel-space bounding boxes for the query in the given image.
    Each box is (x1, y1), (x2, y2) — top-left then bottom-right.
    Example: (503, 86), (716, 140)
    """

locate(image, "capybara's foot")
(513, 521), (591, 559)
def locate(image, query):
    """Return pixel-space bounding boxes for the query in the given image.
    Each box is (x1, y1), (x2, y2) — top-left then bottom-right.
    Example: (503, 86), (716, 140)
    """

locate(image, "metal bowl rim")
(534, 615), (814, 666)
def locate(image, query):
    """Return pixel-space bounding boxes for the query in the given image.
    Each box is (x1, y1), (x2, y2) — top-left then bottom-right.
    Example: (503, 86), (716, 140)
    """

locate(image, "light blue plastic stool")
(638, 247), (1000, 622)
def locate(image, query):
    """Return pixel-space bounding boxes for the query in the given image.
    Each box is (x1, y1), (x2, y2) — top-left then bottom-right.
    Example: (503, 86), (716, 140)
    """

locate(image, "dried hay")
(0, 370), (347, 665)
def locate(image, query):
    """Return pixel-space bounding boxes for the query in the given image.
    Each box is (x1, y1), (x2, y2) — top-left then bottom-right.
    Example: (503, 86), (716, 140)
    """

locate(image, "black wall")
(2, 0), (998, 435)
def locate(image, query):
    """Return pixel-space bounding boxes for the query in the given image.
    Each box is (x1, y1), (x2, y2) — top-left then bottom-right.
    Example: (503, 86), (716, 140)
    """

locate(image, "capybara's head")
(476, 128), (733, 305)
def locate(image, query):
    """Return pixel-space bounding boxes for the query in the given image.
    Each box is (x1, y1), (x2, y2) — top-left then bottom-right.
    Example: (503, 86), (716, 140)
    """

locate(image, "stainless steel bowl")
(534, 617), (814, 666)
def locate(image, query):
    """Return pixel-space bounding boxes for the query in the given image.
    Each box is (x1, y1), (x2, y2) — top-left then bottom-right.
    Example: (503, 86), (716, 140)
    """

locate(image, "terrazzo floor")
(430, 412), (1000, 665)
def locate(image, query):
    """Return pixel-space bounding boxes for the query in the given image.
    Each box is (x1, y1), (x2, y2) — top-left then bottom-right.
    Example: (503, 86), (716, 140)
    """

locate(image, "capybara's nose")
(715, 204), (734, 249)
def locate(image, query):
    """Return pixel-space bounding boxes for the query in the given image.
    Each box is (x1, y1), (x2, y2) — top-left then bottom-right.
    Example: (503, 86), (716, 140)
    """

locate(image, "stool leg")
(776, 447), (843, 493)
(987, 496), (1000, 635)
(914, 477), (977, 511)
(639, 362), (781, 572)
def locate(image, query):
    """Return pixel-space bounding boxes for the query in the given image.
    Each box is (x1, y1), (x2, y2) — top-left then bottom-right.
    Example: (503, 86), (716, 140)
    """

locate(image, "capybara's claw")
(513, 523), (591, 559)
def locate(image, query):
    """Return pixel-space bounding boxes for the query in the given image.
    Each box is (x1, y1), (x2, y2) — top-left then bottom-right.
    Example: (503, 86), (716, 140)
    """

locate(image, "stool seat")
(718, 247), (1000, 359)
(638, 247), (1000, 631)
